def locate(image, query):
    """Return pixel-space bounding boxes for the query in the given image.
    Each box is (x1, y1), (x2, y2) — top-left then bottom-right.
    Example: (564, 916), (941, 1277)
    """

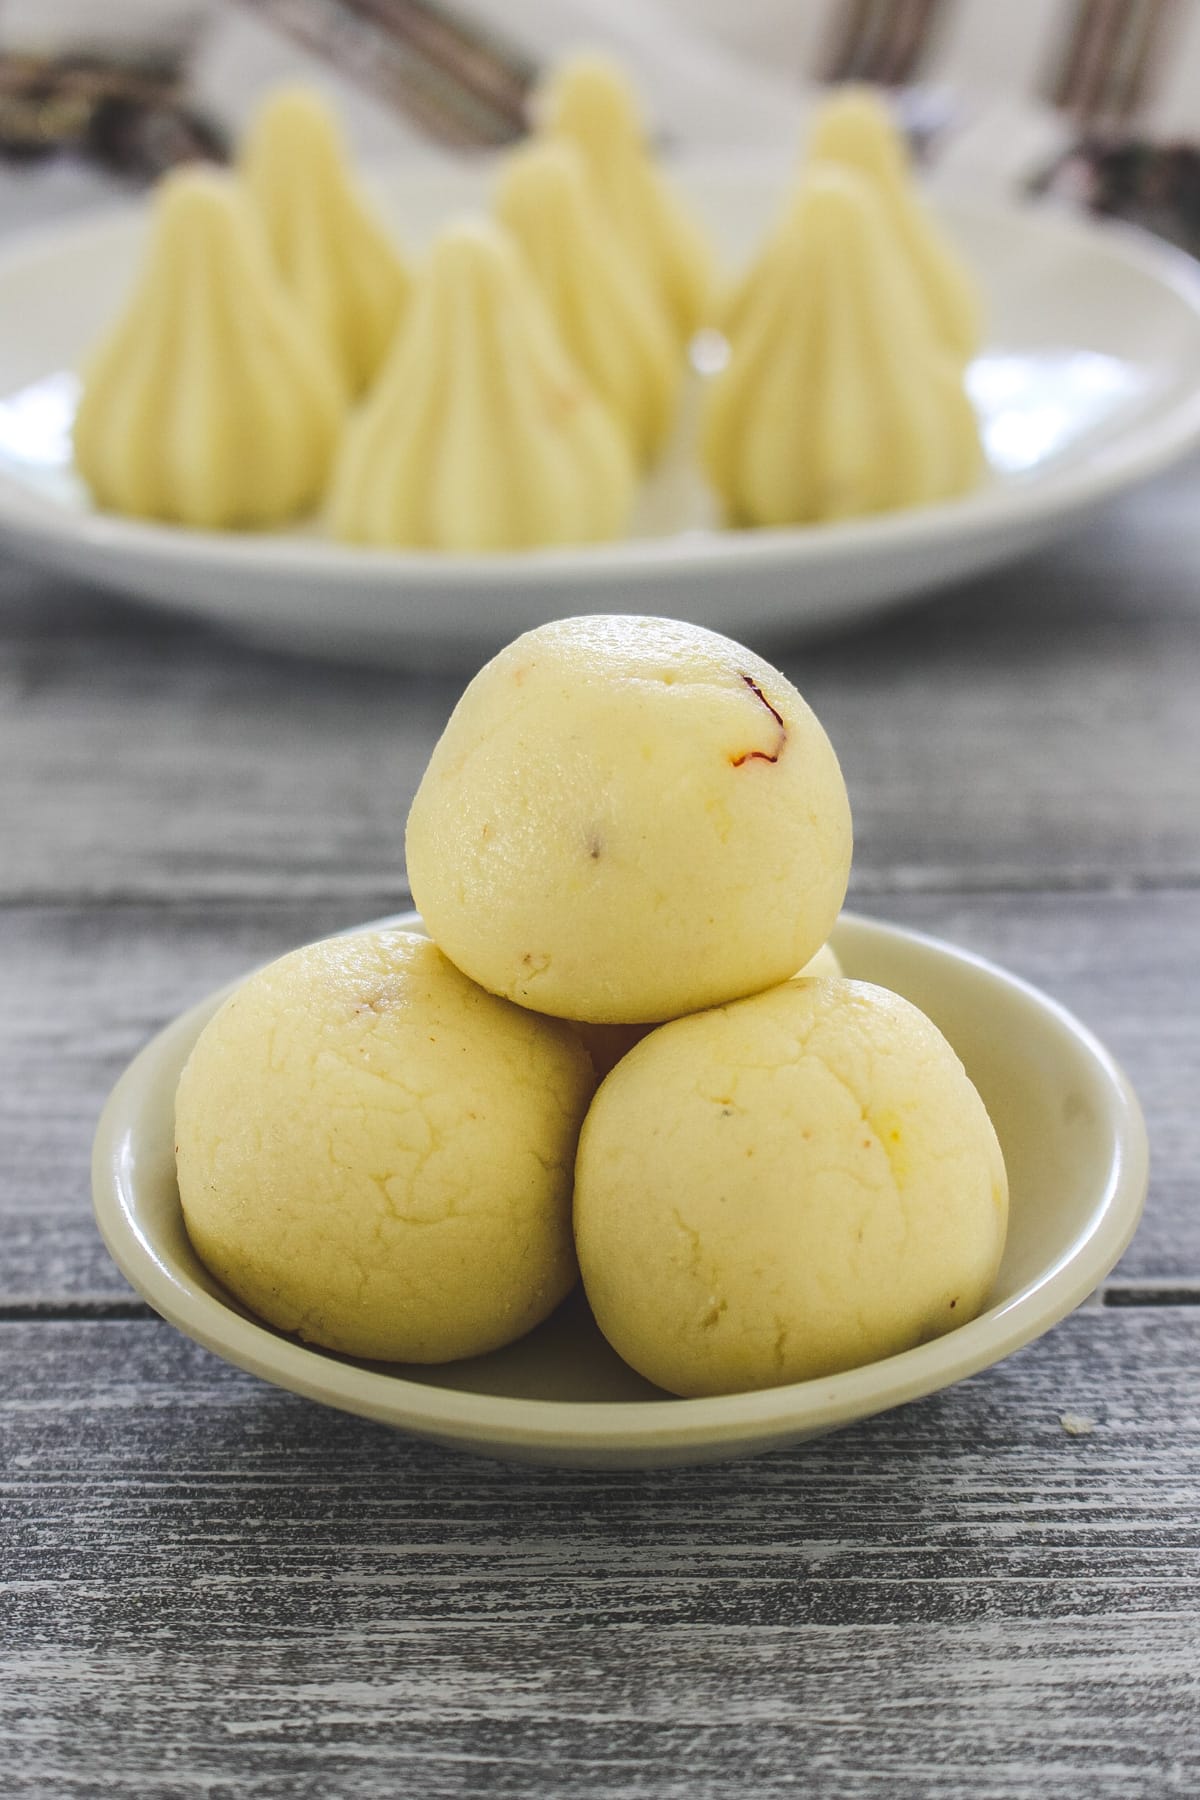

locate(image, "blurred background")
(1, 0), (1199, 248)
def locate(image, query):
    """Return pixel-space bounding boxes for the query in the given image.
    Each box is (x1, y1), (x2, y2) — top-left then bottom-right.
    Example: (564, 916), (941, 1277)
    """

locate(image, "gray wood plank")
(3, 457), (1199, 903)
(2, 1308), (1198, 1798)
(1, 888), (1195, 1302)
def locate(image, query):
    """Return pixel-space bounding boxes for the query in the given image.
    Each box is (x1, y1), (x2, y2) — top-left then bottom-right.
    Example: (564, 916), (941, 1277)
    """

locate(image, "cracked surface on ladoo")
(405, 616), (853, 1024)
(574, 978), (1008, 1397)
(174, 929), (594, 1363)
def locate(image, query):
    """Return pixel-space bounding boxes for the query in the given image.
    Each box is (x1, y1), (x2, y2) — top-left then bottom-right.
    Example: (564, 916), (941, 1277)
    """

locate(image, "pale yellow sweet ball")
(175, 929), (594, 1362)
(574, 977), (1008, 1396)
(406, 616), (852, 1024)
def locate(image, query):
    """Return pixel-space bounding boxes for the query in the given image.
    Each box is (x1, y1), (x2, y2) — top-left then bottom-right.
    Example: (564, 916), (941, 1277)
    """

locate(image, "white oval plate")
(92, 910), (1147, 1468)
(4, 166), (1200, 664)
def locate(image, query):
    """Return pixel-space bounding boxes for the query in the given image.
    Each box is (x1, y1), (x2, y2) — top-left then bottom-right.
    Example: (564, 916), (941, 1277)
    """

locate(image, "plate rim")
(5, 187), (1200, 593)
(91, 909), (1149, 1456)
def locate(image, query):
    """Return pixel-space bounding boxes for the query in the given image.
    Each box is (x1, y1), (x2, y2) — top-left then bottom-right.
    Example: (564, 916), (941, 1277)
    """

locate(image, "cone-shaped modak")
(806, 84), (982, 363)
(327, 220), (636, 552)
(495, 139), (681, 466)
(535, 52), (714, 342)
(241, 85), (410, 394)
(73, 168), (342, 529)
(701, 165), (982, 527)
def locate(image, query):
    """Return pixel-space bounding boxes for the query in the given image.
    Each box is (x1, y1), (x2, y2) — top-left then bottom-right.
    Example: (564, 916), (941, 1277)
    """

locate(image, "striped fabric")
(242, 0), (1197, 144)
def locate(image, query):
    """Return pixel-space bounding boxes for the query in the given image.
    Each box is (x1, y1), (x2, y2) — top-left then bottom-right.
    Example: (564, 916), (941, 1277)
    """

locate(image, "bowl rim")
(91, 909), (1149, 1454)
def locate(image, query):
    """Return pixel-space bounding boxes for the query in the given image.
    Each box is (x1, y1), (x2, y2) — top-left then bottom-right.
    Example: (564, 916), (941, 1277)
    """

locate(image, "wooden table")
(4, 413), (1199, 1791)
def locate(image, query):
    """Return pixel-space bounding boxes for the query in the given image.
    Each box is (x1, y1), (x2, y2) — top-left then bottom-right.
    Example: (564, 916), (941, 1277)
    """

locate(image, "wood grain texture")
(1, 888), (1194, 1302)
(3, 456), (1200, 904)
(2, 1309), (1198, 1798)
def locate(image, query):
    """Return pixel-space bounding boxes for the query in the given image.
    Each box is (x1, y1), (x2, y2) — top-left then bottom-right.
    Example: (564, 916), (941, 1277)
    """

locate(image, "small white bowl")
(92, 911), (1147, 1468)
